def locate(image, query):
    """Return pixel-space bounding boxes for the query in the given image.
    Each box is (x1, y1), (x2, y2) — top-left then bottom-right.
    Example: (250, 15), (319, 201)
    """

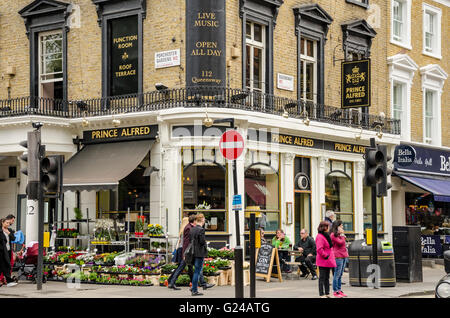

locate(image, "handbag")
(184, 241), (194, 265)
(171, 237), (183, 264)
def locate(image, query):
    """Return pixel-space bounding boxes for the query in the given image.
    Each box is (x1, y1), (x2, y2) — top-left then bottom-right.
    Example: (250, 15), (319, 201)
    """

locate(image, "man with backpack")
(167, 213), (214, 291)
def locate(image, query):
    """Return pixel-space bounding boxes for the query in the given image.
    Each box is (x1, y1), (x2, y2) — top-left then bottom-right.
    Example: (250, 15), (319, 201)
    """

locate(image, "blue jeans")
(168, 259), (206, 287)
(333, 258), (347, 292)
(191, 257), (204, 293)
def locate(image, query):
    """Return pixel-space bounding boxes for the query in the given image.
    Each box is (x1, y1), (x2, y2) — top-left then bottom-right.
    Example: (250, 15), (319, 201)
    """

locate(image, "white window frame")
(422, 3), (442, 59)
(420, 64), (448, 147)
(387, 54), (418, 142)
(390, 0), (411, 50)
(299, 38), (318, 103)
(245, 22), (266, 93)
(38, 30), (63, 98)
(423, 89), (439, 145)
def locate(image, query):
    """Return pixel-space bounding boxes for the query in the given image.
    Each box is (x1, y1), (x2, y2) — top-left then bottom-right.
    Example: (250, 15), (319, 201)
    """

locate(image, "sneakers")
(338, 291), (348, 297)
(168, 284), (181, 290)
(311, 275), (317, 280)
(6, 282), (18, 287)
(202, 283), (215, 290)
(333, 291), (344, 298)
(191, 291), (203, 296)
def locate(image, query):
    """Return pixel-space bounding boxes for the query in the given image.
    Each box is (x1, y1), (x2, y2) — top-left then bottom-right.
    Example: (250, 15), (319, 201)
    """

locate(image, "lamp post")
(203, 116), (244, 298)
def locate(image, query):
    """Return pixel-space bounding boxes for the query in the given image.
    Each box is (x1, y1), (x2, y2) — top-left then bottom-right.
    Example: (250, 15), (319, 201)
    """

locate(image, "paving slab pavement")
(0, 265), (444, 298)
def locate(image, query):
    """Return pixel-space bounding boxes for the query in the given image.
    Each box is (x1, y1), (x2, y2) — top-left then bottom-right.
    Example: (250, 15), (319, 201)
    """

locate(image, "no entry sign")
(219, 130), (244, 161)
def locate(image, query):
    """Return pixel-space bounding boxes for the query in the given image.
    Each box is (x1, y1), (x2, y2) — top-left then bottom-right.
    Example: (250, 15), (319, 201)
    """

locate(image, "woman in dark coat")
(189, 213), (208, 296)
(0, 218), (17, 287)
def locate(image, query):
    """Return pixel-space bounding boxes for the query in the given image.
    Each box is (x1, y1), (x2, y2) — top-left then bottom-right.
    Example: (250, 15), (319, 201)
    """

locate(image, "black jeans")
(0, 254), (12, 283)
(278, 250), (291, 272)
(296, 255), (316, 276)
(318, 267), (332, 296)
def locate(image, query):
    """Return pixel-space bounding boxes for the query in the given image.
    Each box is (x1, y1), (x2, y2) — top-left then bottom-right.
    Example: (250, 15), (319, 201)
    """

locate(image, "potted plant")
(135, 216), (145, 237)
(74, 207), (83, 221)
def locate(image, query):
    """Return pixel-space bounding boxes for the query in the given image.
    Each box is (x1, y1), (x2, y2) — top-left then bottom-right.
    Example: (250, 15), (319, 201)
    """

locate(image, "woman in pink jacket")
(331, 220), (349, 298)
(315, 221), (336, 298)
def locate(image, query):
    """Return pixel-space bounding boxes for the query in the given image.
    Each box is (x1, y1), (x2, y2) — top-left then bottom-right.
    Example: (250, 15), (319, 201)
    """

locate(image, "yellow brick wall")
(387, 0), (449, 147)
(0, 0), (445, 141)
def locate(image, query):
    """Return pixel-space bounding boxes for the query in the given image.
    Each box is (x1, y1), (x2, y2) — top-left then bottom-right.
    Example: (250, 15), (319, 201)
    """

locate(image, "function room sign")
(110, 15), (139, 96)
(341, 59), (371, 108)
(186, 0), (226, 87)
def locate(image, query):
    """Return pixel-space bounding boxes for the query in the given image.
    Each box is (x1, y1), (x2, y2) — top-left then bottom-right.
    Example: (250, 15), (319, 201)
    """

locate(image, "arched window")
(244, 151), (280, 233)
(182, 148), (227, 232)
(325, 160), (354, 232)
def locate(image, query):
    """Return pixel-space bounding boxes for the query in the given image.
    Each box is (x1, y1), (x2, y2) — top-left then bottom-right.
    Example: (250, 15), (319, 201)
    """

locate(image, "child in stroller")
(15, 242), (46, 284)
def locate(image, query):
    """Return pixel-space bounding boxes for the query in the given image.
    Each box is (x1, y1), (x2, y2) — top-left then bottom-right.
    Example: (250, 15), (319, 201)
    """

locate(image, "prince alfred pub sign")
(341, 59), (371, 108)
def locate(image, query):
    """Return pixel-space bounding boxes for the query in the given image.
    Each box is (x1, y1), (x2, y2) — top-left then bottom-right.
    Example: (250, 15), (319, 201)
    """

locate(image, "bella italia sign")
(394, 144), (450, 176)
(186, 0), (226, 87)
(341, 59), (371, 108)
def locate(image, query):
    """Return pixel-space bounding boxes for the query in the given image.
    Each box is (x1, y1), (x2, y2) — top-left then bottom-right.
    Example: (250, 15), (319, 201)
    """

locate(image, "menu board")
(186, 0), (226, 87)
(110, 15), (139, 96)
(255, 244), (274, 275)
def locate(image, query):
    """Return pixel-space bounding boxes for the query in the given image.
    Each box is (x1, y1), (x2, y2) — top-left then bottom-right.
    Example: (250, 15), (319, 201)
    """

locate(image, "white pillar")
(354, 161), (365, 240)
(25, 199), (39, 244)
(282, 153), (295, 241)
(314, 156), (328, 237)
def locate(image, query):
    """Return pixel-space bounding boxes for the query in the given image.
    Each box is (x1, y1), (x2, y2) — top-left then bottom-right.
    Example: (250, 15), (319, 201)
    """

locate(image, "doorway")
(294, 156), (312, 245)
(295, 193), (311, 245)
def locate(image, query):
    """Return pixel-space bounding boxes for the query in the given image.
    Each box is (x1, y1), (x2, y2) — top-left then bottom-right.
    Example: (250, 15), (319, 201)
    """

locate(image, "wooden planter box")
(206, 275), (219, 286)
(218, 270), (228, 286)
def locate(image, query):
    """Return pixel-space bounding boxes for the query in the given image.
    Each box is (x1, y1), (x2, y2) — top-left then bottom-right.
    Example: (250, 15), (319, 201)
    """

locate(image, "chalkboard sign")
(255, 244), (282, 282)
(256, 244), (273, 275)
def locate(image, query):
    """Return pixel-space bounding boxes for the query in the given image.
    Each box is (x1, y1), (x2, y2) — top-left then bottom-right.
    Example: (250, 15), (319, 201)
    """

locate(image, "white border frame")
(422, 3), (442, 60)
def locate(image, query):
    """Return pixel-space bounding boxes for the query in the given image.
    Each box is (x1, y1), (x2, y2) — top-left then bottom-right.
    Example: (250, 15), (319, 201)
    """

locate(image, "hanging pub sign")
(83, 125), (158, 144)
(110, 15), (139, 96)
(341, 59), (371, 108)
(186, 0), (226, 87)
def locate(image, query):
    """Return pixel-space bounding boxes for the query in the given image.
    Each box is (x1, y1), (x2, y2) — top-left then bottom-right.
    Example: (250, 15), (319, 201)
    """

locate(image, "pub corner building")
(0, 0), (448, 260)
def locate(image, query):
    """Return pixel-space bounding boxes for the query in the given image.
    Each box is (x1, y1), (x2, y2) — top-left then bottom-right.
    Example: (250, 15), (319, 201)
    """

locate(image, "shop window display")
(244, 151), (280, 233)
(325, 160), (354, 232)
(182, 148), (227, 232)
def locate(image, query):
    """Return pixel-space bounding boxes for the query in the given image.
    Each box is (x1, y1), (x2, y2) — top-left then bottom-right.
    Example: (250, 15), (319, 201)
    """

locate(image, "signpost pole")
(249, 213), (256, 298)
(233, 158), (244, 298)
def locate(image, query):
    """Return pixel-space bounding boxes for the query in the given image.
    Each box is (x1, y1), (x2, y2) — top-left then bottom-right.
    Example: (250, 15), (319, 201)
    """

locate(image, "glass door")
(295, 193), (311, 245)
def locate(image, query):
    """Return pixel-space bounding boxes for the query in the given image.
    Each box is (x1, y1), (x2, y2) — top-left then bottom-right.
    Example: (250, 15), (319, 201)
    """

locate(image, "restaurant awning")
(63, 140), (154, 192)
(395, 173), (450, 203)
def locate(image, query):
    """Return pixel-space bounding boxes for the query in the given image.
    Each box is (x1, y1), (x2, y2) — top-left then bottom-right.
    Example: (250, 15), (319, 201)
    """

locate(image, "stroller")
(15, 242), (46, 284)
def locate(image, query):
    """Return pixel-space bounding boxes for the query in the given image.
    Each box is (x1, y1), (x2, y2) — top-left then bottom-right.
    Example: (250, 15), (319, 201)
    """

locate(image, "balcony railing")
(0, 87), (400, 135)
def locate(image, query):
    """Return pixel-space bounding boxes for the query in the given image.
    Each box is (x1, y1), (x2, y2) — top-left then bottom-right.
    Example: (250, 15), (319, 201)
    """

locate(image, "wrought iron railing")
(0, 87), (400, 134)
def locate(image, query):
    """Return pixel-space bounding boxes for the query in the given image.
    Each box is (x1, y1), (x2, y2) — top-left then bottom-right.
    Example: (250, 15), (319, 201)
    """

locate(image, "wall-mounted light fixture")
(82, 111), (89, 128)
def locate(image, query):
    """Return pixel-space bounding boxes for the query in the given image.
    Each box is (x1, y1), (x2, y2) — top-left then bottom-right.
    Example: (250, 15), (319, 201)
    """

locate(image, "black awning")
(63, 140), (154, 192)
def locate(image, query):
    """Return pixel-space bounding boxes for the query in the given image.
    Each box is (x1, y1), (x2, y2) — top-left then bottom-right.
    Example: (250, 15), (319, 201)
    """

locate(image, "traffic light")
(376, 145), (393, 197)
(41, 155), (64, 198)
(19, 130), (41, 200)
(364, 145), (384, 187)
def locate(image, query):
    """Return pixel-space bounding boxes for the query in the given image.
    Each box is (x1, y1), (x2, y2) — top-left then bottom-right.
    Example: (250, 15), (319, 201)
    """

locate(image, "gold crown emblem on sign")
(122, 52), (129, 60)
(352, 66), (360, 74)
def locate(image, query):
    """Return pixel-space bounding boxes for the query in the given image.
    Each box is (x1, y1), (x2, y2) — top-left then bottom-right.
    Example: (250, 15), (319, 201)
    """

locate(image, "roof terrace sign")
(186, 0), (226, 87)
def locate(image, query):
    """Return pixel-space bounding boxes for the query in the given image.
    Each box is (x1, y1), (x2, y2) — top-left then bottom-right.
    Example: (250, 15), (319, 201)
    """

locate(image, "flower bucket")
(218, 270), (228, 286)
(207, 275), (219, 286)
(134, 232), (144, 238)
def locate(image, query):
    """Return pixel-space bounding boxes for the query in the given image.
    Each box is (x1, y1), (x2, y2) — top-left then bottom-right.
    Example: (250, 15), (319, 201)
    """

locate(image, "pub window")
(299, 38), (317, 103)
(244, 151), (280, 233)
(245, 22), (266, 93)
(325, 160), (354, 232)
(182, 148), (227, 233)
(363, 186), (384, 232)
(39, 31), (63, 99)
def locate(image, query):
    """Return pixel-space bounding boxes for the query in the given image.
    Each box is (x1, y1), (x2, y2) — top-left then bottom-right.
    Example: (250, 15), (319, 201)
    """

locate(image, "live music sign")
(219, 130), (244, 161)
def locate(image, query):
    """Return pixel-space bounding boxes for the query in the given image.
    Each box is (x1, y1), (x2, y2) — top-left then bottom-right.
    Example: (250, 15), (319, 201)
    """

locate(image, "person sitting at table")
(272, 229), (291, 273)
(293, 229), (317, 280)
